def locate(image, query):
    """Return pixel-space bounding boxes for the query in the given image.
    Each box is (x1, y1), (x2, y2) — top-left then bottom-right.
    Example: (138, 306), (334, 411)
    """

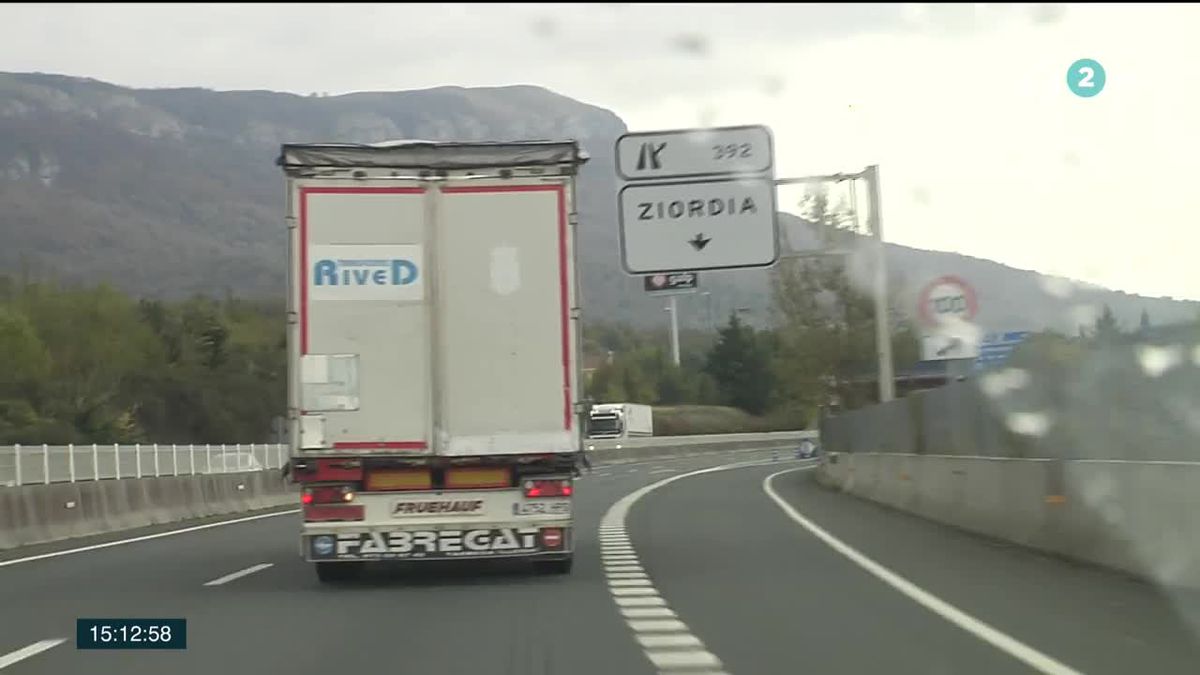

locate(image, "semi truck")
(587, 403), (653, 440)
(278, 139), (588, 582)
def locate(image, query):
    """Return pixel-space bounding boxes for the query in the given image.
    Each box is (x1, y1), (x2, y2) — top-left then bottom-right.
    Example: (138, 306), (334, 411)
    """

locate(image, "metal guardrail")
(2, 431), (821, 487)
(586, 430), (818, 451)
(0, 443), (288, 487)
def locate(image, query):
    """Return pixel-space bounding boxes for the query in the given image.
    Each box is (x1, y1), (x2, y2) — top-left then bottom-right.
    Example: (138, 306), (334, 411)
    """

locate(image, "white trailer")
(279, 140), (588, 582)
(587, 403), (653, 440)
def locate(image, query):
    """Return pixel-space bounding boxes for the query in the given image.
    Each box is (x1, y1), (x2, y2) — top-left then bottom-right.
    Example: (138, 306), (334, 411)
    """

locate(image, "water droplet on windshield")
(1007, 412), (1052, 437)
(1135, 344), (1183, 378)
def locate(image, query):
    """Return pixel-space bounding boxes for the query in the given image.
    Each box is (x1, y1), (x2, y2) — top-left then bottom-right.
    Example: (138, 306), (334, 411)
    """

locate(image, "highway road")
(2, 447), (1199, 674)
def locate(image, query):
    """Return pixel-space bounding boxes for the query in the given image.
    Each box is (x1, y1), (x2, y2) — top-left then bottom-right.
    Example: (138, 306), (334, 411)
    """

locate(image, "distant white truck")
(279, 139), (588, 583)
(587, 403), (653, 440)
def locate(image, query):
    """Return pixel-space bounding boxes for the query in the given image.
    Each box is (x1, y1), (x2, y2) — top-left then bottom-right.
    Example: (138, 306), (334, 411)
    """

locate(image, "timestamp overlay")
(76, 619), (188, 650)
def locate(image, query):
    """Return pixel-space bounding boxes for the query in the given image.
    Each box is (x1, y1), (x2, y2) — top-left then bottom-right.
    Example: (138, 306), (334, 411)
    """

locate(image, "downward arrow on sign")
(689, 233), (712, 251)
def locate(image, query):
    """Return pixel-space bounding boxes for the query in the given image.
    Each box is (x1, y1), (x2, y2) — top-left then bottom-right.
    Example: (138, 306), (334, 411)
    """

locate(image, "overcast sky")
(4, 3), (1199, 303)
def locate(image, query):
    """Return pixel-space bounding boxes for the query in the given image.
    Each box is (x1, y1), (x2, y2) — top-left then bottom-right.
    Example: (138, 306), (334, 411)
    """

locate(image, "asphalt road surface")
(2, 448), (1199, 674)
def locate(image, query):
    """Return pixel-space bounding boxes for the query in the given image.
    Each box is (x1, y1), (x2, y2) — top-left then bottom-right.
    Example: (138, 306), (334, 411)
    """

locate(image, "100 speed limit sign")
(918, 276), (978, 326)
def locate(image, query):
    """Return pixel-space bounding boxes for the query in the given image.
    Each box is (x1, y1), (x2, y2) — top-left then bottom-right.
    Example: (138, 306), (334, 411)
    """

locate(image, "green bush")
(652, 405), (809, 436)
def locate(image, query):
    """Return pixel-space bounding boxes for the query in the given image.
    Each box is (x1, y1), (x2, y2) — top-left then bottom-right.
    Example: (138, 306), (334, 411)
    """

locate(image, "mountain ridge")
(1, 71), (1195, 335)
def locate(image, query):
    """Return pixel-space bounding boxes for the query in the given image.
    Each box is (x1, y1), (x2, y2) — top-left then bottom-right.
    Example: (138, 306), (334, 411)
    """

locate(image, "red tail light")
(523, 479), (572, 498)
(302, 485), (356, 505)
(542, 528), (564, 548)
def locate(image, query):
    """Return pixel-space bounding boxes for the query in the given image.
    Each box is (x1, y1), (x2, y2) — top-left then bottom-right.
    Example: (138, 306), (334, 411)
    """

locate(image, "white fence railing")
(0, 443), (287, 487)
(2, 432), (822, 487)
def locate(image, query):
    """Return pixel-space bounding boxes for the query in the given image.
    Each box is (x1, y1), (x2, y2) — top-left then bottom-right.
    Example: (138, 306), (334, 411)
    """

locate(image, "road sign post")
(667, 295), (681, 367)
(615, 125), (777, 275)
(865, 165), (895, 403)
(644, 272), (696, 364)
(771, 168), (895, 402)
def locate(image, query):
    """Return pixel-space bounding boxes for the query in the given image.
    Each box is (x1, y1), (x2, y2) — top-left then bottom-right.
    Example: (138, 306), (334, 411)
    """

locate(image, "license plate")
(512, 501), (572, 516)
(308, 527), (565, 561)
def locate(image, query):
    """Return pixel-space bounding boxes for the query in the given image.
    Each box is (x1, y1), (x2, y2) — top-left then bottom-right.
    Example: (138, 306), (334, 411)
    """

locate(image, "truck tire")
(315, 561), (363, 583)
(535, 555), (574, 575)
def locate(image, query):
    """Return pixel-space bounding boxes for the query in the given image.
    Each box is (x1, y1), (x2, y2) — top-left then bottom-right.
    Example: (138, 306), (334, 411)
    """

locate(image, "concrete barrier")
(0, 472), (297, 551)
(818, 453), (1200, 590)
(588, 431), (816, 466)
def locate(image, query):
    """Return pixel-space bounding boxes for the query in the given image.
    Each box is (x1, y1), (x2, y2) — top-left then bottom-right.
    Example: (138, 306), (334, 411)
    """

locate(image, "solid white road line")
(203, 562), (274, 587)
(763, 467), (1084, 675)
(599, 457), (813, 675)
(0, 639), (66, 669)
(0, 509), (299, 568)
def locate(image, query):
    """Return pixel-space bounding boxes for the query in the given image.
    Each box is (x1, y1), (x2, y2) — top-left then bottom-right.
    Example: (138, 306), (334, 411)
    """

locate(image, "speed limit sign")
(918, 275), (978, 326)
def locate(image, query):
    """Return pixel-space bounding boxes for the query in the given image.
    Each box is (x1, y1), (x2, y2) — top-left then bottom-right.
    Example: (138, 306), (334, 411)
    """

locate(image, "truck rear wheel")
(535, 555), (574, 575)
(315, 561), (363, 583)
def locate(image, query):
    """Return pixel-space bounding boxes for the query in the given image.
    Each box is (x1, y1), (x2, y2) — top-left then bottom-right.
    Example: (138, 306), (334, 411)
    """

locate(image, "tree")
(1139, 309), (1151, 334)
(767, 184), (919, 413)
(1092, 304), (1121, 345)
(0, 278), (287, 444)
(705, 313), (774, 415)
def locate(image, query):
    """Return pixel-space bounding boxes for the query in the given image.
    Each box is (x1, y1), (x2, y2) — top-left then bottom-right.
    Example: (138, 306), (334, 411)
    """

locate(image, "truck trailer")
(279, 139), (588, 582)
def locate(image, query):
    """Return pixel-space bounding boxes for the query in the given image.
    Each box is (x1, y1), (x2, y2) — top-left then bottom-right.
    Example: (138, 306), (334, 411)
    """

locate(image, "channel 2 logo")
(1067, 58), (1106, 98)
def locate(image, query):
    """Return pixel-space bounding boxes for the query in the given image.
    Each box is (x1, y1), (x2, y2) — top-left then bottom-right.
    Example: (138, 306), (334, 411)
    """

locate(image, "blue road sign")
(974, 331), (1032, 371)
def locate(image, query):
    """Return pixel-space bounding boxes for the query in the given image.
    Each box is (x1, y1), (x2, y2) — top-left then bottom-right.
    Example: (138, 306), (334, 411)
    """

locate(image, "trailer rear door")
(297, 184), (432, 452)
(435, 181), (578, 456)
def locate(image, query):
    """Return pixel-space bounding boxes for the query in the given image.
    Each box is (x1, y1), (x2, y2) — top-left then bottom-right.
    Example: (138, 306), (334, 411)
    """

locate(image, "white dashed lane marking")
(598, 457), (814, 674)
(615, 596), (667, 607)
(638, 634), (703, 649)
(622, 607), (677, 619)
(0, 639), (66, 670)
(203, 562), (274, 587)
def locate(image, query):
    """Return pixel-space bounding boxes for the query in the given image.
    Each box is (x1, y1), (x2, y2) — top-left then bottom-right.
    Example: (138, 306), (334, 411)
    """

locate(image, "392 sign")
(617, 125), (773, 180)
(713, 143), (753, 160)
